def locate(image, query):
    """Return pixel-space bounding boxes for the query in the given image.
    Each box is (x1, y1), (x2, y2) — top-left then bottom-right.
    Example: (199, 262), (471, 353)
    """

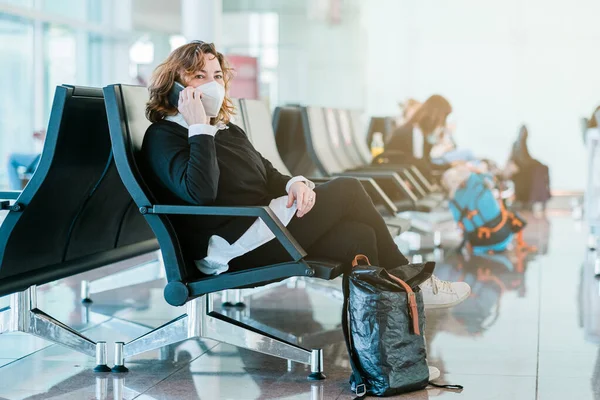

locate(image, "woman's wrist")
(189, 124), (218, 137)
(286, 176), (315, 193)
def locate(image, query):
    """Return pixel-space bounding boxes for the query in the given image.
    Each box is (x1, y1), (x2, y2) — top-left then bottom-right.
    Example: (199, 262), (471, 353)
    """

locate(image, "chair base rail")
(80, 252), (163, 303)
(0, 285), (110, 371)
(112, 293), (325, 380)
(1, 287), (326, 380)
(237, 276), (343, 304)
(83, 372), (327, 399)
(220, 278), (343, 350)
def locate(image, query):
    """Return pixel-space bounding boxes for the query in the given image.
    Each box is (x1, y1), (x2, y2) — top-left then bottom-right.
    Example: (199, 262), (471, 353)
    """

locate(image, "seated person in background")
(505, 125), (551, 207)
(384, 95), (453, 179)
(586, 106), (600, 133)
(430, 117), (477, 165)
(583, 106), (600, 146)
(504, 125), (532, 185)
(510, 125), (532, 166)
(429, 128), (457, 162)
(142, 41), (470, 307)
(393, 97), (475, 166)
(395, 98), (422, 128)
(6, 129), (45, 190)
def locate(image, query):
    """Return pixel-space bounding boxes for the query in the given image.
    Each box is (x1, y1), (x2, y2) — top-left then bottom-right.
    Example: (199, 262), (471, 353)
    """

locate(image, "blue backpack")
(449, 173), (525, 254)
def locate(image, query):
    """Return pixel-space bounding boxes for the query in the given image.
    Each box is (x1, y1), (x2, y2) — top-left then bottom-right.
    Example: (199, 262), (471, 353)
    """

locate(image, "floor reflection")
(448, 250), (533, 334)
(4, 211), (599, 400)
(579, 245), (600, 400)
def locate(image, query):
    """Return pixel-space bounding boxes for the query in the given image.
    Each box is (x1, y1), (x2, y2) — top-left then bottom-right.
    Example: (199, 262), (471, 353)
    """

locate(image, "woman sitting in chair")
(142, 41), (470, 309)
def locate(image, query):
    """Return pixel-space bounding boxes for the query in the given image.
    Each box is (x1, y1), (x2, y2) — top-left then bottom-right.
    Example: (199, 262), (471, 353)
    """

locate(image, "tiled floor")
(0, 211), (596, 399)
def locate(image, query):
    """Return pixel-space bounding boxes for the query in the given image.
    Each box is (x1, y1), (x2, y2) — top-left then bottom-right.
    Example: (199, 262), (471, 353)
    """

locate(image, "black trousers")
(229, 177), (409, 272)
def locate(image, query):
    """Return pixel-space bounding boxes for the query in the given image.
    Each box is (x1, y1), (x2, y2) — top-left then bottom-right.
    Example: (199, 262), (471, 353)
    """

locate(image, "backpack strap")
(476, 193), (512, 239)
(384, 271), (421, 335)
(429, 382), (464, 390)
(451, 174), (488, 224)
(450, 199), (470, 224)
(457, 175), (510, 234)
(342, 273), (368, 399)
(450, 198), (470, 252)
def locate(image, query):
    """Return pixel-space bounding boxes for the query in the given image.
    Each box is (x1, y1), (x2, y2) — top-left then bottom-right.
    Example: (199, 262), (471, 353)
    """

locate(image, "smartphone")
(168, 81), (185, 109)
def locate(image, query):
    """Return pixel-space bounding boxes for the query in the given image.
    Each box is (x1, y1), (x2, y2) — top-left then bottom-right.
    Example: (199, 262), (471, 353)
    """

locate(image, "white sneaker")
(428, 365), (440, 381)
(420, 275), (471, 310)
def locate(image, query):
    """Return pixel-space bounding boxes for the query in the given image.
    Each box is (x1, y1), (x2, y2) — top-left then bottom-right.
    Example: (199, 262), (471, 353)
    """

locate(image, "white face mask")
(195, 81), (225, 118)
(426, 126), (444, 144)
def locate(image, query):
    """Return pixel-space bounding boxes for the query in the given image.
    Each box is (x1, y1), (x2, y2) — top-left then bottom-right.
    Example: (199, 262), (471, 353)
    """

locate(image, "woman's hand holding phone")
(179, 86), (209, 125)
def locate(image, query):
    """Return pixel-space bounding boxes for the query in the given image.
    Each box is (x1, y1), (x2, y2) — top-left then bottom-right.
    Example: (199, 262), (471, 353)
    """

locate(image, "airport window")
(0, 0), (160, 188)
(0, 14), (34, 186)
(43, 24), (77, 122)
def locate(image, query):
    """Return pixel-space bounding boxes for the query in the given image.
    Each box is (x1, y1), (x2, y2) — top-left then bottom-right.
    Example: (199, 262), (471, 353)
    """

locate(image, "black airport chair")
(347, 109), (373, 165)
(273, 105), (320, 178)
(0, 85), (158, 372)
(366, 116), (397, 148)
(103, 84), (342, 378)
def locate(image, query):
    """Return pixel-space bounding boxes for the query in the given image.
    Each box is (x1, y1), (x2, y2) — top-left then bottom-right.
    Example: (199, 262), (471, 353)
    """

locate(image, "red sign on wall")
(226, 55), (259, 99)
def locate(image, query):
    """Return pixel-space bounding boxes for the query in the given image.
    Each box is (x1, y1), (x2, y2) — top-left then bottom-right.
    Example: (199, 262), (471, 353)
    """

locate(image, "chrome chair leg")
(221, 290), (232, 307)
(233, 289), (245, 308)
(202, 311), (325, 380)
(222, 289), (247, 308)
(0, 286), (111, 372)
(588, 233), (598, 251)
(81, 280), (91, 304)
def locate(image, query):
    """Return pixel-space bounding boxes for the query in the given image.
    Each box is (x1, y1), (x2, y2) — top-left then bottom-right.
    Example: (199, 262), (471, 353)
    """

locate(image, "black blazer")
(141, 120), (291, 260)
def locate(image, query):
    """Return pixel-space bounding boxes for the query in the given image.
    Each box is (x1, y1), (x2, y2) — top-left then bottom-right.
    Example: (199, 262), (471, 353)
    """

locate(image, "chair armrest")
(309, 176), (380, 185)
(352, 177), (398, 215)
(307, 176), (397, 214)
(358, 164), (436, 193)
(333, 170), (402, 180)
(0, 191), (21, 200)
(333, 171), (419, 204)
(332, 171), (405, 192)
(308, 177), (333, 185)
(145, 204), (306, 261)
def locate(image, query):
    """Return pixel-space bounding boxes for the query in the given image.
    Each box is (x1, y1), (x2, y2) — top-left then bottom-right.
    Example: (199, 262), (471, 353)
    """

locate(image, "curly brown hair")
(145, 41), (235, 124)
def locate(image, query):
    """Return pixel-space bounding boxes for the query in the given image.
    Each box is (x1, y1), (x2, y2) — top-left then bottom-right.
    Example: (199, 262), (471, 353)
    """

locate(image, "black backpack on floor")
(342, 256), (462, 398)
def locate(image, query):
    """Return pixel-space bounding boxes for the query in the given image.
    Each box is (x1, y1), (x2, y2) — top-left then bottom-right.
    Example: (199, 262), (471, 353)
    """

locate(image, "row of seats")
(0, 84), (457, 376)
(237, 102), (408, 234)
(0, 85), (340, 378)
(272, 105), (455, 233)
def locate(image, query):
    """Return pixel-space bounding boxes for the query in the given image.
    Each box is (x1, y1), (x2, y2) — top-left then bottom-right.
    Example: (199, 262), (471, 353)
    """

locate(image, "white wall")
(295, 3), (366, 109)
(221, 0), (366, 109)
(363, 0), (600, 191)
